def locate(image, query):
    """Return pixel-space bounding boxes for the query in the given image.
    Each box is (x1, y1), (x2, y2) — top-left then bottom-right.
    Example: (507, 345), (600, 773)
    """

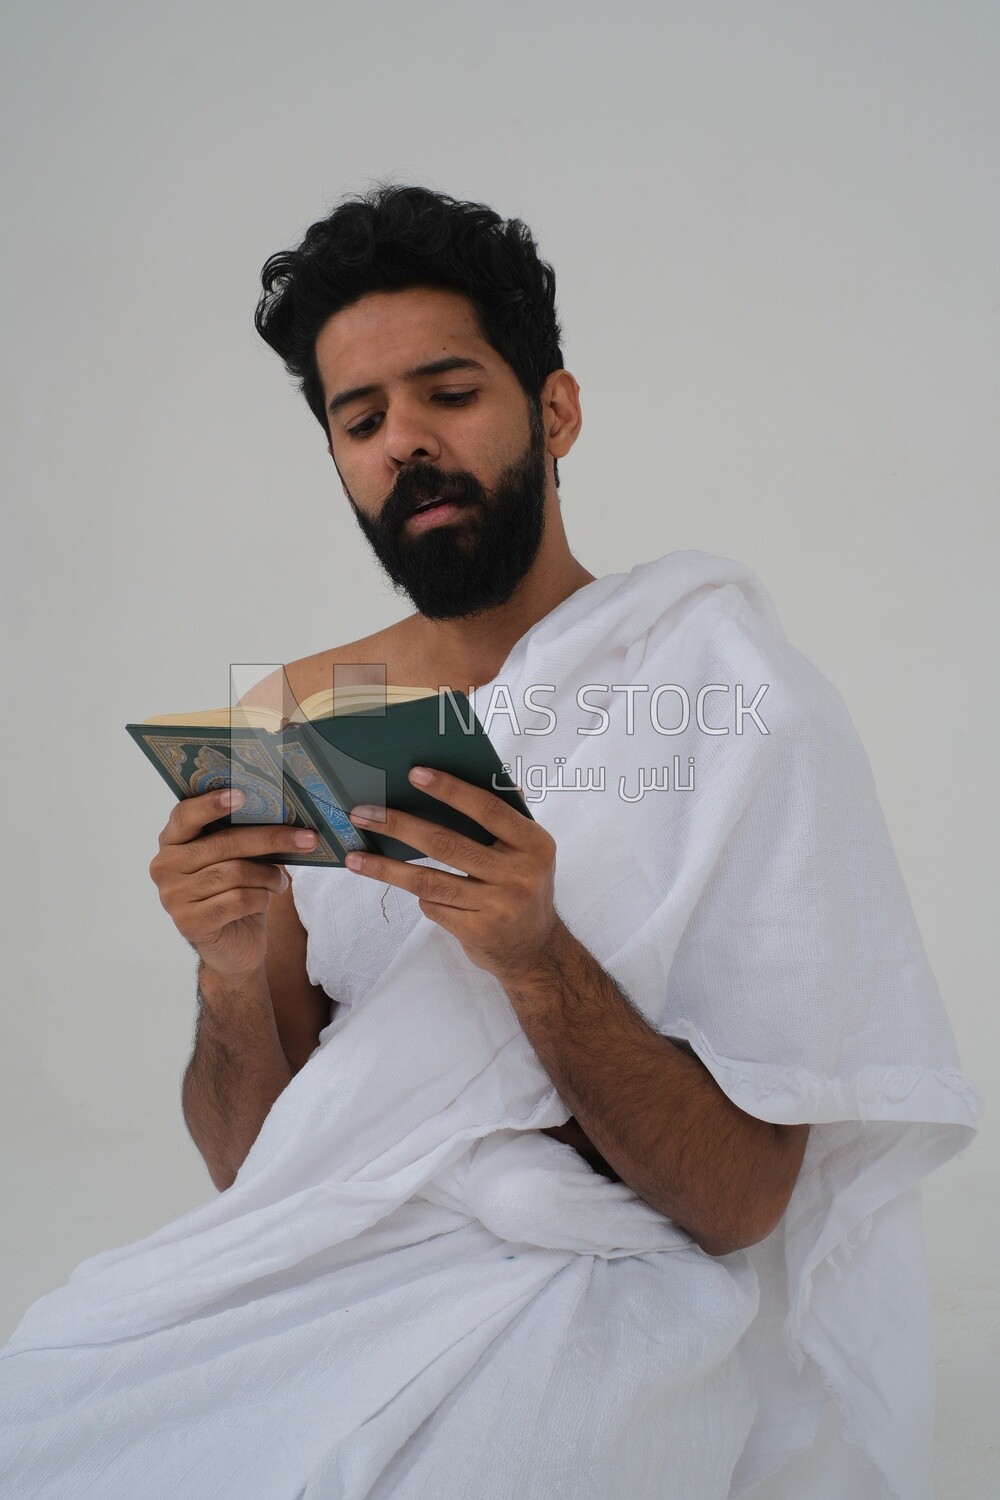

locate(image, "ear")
(542, 369), (583, 460)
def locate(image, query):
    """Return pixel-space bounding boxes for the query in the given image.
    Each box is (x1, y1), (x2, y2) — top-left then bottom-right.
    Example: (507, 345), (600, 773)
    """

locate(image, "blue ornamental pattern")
(279, 743), (367, 852)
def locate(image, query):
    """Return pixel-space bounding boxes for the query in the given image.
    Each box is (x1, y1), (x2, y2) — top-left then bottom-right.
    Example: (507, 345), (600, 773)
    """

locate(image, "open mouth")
(400, 484), (477, 533)
(408, 491), (458, 518)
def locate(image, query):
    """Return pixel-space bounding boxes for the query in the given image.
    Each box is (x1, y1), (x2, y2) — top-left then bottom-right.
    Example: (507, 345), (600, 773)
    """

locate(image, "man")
(0, 184), (981, 1499)
(179, 208), (807, 1253)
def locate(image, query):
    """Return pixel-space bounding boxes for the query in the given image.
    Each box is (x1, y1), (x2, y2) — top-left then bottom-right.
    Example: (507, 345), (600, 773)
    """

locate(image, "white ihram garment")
(0, 550), (981, 1499)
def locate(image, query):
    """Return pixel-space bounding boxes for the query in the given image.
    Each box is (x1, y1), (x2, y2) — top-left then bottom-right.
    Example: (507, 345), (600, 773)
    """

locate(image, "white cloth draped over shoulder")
(0, 550), (981, 1499)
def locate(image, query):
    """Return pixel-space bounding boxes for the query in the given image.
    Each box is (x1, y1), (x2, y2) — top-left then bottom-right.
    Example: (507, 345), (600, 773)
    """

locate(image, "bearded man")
(0, 183), (980, 1500)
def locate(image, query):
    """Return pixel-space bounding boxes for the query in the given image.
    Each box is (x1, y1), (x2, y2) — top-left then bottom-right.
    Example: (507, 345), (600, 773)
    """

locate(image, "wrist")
(497, 916), (578, 997)
(196, 959), (270, 1009)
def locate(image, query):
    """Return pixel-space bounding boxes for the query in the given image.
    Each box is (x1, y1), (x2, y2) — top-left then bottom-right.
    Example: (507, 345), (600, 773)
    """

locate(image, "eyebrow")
(326, 356), (490, 420)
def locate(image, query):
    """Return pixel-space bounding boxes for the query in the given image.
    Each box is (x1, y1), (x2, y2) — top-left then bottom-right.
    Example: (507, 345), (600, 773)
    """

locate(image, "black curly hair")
(254, 180), (566, 488)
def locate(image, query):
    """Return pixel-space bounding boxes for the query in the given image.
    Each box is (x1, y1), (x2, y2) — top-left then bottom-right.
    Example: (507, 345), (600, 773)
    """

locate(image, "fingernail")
(294, 829), (317, 847)
(409, 767), (433, 785)
(350, 805), (382, 822)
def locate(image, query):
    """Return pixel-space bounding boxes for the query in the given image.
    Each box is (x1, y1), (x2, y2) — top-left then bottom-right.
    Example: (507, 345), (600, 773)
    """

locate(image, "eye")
(435, 390), (477, 406)
(346, 390), (477, 439)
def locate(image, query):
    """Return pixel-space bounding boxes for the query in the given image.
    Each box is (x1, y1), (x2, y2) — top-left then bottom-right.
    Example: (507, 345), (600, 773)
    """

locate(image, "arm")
(157, 654), (338, 1191)
(181, 882), (336, 1191)
(341, 767), (809, 1258)
(503, 921), (809, 1257)
(181, 963), (292, 1192)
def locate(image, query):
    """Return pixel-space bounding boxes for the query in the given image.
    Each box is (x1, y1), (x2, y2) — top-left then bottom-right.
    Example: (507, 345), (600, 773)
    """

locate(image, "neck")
(408, 540), (596, 691)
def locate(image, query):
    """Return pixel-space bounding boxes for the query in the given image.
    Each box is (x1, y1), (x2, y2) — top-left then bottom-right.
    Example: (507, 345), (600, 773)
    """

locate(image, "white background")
(2, 3), (996, 1493)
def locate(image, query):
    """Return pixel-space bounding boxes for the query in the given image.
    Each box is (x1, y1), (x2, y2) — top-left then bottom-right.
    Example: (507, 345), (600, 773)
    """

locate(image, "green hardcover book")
(126, 683), (532, 868)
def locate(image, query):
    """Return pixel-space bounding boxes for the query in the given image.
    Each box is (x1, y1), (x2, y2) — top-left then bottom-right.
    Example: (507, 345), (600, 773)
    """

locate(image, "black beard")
(347, 403), (549, 621)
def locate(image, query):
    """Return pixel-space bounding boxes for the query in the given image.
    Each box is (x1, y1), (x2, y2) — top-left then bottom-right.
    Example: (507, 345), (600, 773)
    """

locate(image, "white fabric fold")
(0, 549), (981, 1499)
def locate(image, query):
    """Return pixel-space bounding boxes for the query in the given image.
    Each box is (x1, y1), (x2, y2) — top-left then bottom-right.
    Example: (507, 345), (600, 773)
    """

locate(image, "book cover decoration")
(126, 683), (532, 869)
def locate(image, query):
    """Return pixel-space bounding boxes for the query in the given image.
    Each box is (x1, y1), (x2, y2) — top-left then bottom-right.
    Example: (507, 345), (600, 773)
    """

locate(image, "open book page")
(141, 684), (440, 730)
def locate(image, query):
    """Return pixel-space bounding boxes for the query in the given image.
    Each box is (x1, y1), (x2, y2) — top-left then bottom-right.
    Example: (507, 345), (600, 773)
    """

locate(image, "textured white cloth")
(0, 550), (981, 1499)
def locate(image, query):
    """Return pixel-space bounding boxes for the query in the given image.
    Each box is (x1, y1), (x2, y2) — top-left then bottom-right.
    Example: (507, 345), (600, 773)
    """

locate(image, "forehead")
(314, 286), (498, 390)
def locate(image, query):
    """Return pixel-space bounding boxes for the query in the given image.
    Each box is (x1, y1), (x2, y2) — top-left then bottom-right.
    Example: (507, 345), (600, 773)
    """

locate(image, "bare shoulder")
(239, 617), (420, 712)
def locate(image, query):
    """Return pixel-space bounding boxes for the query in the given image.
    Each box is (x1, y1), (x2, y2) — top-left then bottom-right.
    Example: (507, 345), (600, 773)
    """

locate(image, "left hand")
(345, 766), (562, 985)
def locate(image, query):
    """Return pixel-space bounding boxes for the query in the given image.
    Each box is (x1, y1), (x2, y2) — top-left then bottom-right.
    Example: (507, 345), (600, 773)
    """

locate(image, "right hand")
(148, 789), (318, 984)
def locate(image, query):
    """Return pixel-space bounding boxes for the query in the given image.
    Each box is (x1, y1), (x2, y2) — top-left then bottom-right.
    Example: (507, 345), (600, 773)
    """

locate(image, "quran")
(126, 683), (531, 867)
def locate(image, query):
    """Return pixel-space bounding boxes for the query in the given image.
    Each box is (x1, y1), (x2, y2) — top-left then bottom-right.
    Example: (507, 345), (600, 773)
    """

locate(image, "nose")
(382, 398), (442, 472)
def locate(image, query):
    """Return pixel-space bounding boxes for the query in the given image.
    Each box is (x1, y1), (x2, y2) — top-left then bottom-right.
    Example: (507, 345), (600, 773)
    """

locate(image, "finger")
(159, 788), (248, 847)
(182, 884), (273, 929)
(152, 814), (316, 886)
(344, 848), (476, 909)
(152, 856), (289, 922)
(406, 767), (534, 847)
(415, 897), (463, 932)
(176, 819), (316, 874)
(184, 857), (290, 901)
(348, 802), (500, 878)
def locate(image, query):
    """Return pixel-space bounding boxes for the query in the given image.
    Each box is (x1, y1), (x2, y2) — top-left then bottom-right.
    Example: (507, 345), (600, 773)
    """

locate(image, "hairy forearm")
(503, 921), (804, 1255)
(181, 963), (293, 1192)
